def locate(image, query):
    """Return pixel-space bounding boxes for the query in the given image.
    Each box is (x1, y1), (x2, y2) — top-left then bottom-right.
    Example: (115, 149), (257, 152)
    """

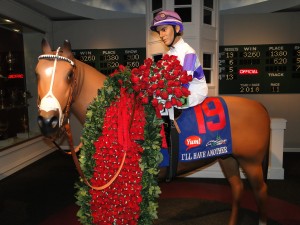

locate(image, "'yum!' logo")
(185, 136), (202, 151)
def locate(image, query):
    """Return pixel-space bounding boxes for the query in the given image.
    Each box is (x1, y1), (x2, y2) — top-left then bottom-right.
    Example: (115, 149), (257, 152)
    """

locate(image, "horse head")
(35, 39), (76, 139)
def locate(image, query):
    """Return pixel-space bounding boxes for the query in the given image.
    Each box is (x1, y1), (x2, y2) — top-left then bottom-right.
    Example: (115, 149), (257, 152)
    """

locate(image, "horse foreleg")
(239, 160), (268, 225)
(218, 157), (243, 225)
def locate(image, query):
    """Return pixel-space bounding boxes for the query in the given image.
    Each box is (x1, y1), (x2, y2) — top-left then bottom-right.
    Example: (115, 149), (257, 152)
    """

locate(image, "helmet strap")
(168, 25), (180, 48)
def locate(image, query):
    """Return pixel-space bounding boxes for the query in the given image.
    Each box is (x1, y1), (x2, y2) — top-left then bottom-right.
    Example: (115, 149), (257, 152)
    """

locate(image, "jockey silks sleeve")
(168, 38), (208, 108)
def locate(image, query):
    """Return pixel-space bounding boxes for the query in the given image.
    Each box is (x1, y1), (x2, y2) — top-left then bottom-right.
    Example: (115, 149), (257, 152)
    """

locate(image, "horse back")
(221, 96), (270, 160)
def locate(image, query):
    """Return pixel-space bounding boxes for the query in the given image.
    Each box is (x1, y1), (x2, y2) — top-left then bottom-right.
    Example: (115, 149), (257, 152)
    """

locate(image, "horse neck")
(71, 59), (107, 124)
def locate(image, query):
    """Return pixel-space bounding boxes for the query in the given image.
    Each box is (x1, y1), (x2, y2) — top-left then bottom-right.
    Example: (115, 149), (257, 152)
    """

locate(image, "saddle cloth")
(160, 97), (232, 167)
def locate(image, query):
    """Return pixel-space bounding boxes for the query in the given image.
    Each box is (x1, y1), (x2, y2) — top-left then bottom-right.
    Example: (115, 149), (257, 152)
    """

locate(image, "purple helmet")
(150, 10), (183, 32)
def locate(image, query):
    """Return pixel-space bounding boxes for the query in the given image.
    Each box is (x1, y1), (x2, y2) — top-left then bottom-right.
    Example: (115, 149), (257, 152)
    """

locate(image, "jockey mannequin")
(150, 10), (208, 120)
(150, 10), (208, 181)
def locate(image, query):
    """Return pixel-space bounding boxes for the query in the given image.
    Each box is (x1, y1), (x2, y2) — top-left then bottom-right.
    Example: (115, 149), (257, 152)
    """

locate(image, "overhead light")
(4, 19), (13, 23)
(12, 29), (20, 33)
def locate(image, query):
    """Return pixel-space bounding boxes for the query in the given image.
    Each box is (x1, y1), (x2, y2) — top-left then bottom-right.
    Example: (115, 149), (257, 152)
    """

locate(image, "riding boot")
(167, 108), (182, 181)
(166, 120), (179, 182)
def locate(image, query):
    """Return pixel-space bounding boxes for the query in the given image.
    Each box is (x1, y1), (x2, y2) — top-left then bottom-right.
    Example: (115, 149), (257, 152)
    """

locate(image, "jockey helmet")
(150, 10), (183, 33)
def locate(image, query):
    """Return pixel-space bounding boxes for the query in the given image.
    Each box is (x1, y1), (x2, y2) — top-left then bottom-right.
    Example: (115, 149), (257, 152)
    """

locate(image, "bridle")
(38, 47), (75, 135)
(37, 48), (126, 190)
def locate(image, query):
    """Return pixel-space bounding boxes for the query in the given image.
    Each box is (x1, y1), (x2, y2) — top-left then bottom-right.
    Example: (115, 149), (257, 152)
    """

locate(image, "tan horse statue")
(35, 39), (270, 225)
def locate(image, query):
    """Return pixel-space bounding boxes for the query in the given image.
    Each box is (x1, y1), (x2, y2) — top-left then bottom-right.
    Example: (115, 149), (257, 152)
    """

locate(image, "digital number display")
(72, 50), (98, 68)
(219, 44), (300, 94)
(73, 48), (146, 76)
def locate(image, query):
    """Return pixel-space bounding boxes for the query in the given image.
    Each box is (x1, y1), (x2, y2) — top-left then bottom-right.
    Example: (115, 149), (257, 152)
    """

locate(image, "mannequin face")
(156, 24), (180, 46)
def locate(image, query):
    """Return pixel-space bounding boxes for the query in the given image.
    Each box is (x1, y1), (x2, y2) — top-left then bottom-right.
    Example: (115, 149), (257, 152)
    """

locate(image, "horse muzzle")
(37, 110), (61, 139)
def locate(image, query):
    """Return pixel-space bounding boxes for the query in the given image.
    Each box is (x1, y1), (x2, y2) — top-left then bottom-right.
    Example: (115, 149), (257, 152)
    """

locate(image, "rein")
(38, 50), (130, 190)
(63, 91), (136, 191)
(64, 122), (127, 190)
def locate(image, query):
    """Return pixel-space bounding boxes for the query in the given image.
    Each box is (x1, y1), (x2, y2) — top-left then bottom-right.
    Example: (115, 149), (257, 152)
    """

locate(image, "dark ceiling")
(1, 0), (300, 33)
(12, 0), (300, 21)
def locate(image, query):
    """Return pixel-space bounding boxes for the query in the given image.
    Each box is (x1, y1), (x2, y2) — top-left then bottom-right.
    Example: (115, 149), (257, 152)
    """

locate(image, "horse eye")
(67, 72), (73, 80)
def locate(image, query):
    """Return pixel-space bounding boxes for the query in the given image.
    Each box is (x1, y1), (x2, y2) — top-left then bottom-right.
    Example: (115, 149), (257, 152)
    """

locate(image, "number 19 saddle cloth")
(160, 97), (232, 167)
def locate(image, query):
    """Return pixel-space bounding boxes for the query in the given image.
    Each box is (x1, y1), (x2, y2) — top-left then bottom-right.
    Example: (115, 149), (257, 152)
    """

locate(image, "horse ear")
(62, 40), (73, 58)
(41, 38), (52, 54)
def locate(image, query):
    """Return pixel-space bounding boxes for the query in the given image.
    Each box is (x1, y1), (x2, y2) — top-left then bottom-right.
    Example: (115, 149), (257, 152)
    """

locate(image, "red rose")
(153, 68), (159, 73)
(155, 89), (161, 96)
(132, 85), (140, 92)
(140, 81), (149, 89)
(165, 101), (172, 109)
(164, 73), (171, 80)
(131, 75), (140, 84)
(143, 69), (150, 77)
(158, 103), (164, 111)
(147, 88), (154, 95)
(167, 80), (174, 87)
(110, 69), (118, 77)
(144, 58), (153, 67)
(138, 92), (144, 98)
(157, 80), (165, 88)
(150, 83), (158, 90)
(166, 87), (173, 94)
(143, 76), (150, 83)
(170, 55), (178, 61)
(131, 67), (139, 75)
(152, 98), (159, 107)
(166, 65), (173, 72)
(139, 64), (147, 71)
(150, 76), (157, 82)
(175, 64), (182, 70)
(173, 69), (180, 76)
(160, 90), (169, 100)
(162, 54), (170, 60)
(177, 99), (183, 107)
(173, 80), (181, 87)
(181, 87), (190, 97)
(141, 97), (149, 104)
(118, 64), (126, 72)
(173, 87), (183, 98)
(156, 61), (163, 68)
(179, 75), (188, 84)
(171, 97), (177, 105)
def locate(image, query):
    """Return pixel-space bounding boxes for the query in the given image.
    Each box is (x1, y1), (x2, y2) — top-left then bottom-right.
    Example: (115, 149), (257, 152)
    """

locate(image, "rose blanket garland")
(89, 90), (145, 224)
(75, 55), (191, 225)
(75, 66), (163, 225)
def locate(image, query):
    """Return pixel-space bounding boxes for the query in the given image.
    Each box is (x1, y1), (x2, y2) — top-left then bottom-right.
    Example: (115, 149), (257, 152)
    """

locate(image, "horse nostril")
(37, 116), (44, 128)
(51, 117), (58, 128)
(37, 115), (60, 138)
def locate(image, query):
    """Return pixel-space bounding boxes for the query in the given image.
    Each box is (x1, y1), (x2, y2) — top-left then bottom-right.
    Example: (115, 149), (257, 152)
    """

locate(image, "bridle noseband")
(38, 47), (76, 138)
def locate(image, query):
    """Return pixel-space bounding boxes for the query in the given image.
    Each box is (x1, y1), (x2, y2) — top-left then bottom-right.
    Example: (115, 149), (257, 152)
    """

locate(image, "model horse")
(35, 39), (270, 225)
